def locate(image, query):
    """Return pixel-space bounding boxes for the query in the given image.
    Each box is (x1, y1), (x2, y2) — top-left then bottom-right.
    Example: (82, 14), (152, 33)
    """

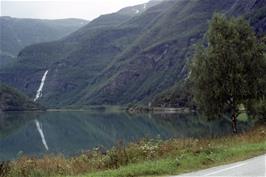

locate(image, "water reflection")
(0, 111), (253, 160)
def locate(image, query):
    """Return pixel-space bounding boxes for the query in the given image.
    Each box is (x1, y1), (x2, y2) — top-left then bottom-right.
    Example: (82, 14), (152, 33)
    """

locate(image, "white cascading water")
(35, 120), (49, 151)
(34, 70), (48, 102)
(185, 71), (192, 81)
(143, 3), (147, 9)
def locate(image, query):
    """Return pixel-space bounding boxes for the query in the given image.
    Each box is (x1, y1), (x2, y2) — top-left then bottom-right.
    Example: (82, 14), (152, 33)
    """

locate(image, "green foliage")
(190, 14), (266, 119)
(246, 99), (266, 121)
(0, 0), (239, 106)
(151, 81), (195, 109)
(1, 1), (266, 107)
(0, 84), (43, 111)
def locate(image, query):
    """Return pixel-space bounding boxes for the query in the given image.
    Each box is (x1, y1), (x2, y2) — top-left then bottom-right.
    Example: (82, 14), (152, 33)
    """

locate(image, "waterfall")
(34, 70), (48, 102)
(143, 3), (147, 9)
(35, 120), (49, 151)
(185, 71), (192, 81)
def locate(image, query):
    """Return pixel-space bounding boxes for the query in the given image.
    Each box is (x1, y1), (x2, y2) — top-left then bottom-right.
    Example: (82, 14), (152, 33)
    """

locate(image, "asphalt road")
(173, 154), (266, 177)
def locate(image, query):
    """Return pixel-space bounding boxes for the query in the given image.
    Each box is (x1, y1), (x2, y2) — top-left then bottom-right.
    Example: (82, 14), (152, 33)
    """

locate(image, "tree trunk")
(231, 112), (237, 134)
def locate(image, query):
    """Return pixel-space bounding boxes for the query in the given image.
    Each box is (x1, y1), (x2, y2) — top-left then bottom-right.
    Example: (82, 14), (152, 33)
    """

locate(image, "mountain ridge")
(0, 0), (265, 107)
(0, 16), (88, 67)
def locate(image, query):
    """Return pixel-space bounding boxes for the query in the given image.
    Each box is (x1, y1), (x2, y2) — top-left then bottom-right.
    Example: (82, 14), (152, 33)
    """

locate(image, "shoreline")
(2, 124), (266, 177)
(1, 105), (195, 114)
(126, 106), (194, 114)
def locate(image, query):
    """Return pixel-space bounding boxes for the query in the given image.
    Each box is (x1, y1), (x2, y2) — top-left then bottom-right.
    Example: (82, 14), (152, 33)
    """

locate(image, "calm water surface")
(0, 111), (253, 160)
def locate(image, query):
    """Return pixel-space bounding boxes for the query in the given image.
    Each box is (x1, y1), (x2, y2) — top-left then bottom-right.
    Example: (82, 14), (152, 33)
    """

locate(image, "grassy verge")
(3, 124), (266, 177)
(82, 142), (265, 177)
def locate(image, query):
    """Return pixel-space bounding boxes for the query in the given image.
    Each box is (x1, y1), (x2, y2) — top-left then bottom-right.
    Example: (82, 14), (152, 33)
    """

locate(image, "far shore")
(2, 105), (194, 114)
(126, 106), (194, 114)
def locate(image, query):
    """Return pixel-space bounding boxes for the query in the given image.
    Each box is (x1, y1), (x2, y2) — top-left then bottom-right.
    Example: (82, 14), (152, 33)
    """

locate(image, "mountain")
(0, 84), (44, 111)
(0, 17), (88, 67)
(0, 0), (265, 107)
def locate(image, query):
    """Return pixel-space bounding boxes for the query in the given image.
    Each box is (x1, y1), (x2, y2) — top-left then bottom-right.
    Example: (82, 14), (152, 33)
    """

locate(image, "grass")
(72, 159), (176, 177)
(3, 123), (266, 177)
(80, 141), (266, 177)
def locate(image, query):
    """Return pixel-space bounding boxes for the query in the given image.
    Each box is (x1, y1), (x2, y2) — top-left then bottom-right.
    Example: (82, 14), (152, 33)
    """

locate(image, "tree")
(246, 36), (266, 121)
(190, 14), (266, 133)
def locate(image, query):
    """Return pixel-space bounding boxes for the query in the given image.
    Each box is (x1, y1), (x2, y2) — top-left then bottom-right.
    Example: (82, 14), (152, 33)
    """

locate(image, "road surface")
(172, 154), (266, 177)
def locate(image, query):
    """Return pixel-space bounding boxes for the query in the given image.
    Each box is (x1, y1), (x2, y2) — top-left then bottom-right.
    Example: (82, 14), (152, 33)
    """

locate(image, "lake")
(0, 110), (253, 161)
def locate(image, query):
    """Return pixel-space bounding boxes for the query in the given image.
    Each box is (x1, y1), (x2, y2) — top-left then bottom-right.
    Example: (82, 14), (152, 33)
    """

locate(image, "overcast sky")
(1, 0), (149, 20)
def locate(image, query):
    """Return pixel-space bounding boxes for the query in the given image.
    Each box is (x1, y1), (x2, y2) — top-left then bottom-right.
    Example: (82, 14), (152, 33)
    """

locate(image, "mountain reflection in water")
(0, 111), (253, 160)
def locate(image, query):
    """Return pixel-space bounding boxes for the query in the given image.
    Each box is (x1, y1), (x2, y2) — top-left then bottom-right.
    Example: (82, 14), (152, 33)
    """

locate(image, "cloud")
(1, 0), (149, 20)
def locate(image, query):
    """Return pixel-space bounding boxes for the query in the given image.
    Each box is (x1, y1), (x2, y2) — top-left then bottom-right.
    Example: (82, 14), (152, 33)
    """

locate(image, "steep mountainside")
(0, 0), (265, 107)
(0, 0), (168, 106)
(0, 17), (87, 67)
(0, 84), (43, 111)
(84, 0), (266, 105)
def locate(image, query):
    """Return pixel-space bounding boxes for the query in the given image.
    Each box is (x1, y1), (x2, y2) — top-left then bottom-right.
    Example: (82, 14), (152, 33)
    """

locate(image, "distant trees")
(190, 14), (266, 133)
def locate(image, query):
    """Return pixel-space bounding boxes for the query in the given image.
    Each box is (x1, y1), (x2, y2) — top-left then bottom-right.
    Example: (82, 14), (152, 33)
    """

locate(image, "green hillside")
(0, 84), (43, 111)
(0, 0), (265, 107)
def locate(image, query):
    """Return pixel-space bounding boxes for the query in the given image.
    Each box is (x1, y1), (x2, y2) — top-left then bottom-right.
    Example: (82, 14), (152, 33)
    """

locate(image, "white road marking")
(264, 155), (266, 177)
(202, 162), (247, 176)
(172, 155), (266, 177)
